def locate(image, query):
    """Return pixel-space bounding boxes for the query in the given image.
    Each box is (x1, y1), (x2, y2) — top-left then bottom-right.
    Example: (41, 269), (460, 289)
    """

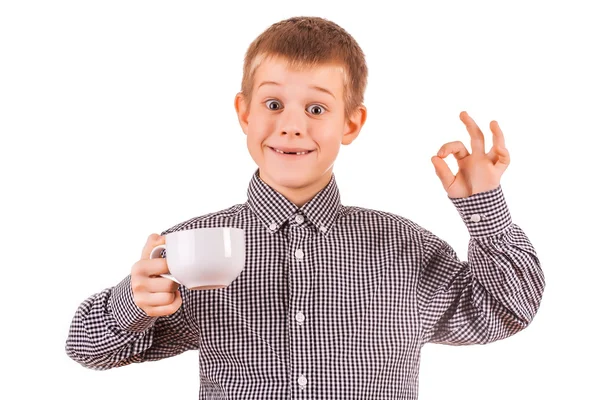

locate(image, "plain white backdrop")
(1, 0), (598, 398)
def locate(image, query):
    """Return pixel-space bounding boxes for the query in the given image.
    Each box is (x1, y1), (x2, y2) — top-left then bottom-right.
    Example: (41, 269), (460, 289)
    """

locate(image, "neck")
(259, 170), (332, 208)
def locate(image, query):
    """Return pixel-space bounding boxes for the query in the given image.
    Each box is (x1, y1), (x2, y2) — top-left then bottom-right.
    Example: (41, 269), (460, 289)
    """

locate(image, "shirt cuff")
(449, 185), (512, 238)
(109, 275), (157, 333)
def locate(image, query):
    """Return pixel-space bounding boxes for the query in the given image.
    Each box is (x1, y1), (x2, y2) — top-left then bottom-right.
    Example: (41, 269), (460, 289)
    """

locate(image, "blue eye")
(266, 100), (282, 110)
(307, 104), (325, 115)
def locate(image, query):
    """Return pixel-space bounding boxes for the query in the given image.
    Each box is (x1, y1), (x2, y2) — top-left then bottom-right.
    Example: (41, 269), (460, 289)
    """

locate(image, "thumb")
(431, 155), (455, 190)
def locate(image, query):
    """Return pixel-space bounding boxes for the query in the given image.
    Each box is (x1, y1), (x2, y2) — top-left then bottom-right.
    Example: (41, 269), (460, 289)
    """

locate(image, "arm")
(421, 111), (545, 344)
(65, 275), (198, 370)
(417, 185), (545, 345)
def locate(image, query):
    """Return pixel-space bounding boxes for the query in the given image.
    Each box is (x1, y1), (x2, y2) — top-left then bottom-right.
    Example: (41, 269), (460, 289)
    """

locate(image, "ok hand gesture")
(431, 111), (510, 198)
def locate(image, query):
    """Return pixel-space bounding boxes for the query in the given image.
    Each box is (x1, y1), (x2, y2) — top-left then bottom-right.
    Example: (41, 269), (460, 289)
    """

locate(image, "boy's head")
(234, 17), (368, 206)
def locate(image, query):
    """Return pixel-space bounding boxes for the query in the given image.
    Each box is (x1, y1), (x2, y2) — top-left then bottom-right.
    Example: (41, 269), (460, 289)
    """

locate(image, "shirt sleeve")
(417, 185), (545, 345)
(65, 274), (199, 370)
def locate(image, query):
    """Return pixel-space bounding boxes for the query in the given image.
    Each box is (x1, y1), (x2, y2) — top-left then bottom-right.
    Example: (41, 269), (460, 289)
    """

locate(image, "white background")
(1, 0), (598, 398)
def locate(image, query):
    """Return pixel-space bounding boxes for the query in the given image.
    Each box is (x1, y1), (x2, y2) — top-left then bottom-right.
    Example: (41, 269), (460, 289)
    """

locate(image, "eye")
(265, 100), (282, 111)
(307, 104), (326, 116)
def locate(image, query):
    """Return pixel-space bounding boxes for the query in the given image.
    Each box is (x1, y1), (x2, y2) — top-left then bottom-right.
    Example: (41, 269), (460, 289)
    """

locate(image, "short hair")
(241, 16), (368, 119)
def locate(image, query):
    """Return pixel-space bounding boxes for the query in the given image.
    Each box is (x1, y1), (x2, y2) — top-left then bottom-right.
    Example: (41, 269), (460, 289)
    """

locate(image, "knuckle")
(131, 262), (148, 280)
(131, 260), (141, 274)
(132, 261), (148, 277)
(131, 279), (144, 293)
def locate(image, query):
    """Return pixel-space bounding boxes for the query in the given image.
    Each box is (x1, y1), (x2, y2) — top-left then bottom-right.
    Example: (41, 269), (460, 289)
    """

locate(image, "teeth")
(274, 148), (309, 155)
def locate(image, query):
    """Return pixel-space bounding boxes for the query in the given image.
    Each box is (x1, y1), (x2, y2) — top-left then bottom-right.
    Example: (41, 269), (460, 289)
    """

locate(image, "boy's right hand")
(130, 233), (182, 317)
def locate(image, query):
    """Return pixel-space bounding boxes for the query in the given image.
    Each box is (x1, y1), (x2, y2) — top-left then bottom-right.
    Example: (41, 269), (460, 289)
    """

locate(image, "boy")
(66, 16), (545, 399)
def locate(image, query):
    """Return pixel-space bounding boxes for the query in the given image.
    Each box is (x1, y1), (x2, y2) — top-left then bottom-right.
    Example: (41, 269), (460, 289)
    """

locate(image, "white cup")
(149, 227), (245, 290)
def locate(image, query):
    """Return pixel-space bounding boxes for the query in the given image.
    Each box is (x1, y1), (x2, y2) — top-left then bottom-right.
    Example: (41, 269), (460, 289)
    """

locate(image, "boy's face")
(235, 55), (366, 205)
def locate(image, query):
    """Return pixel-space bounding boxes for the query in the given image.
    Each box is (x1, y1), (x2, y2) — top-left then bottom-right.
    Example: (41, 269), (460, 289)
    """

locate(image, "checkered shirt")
(66, 170), (545, 399)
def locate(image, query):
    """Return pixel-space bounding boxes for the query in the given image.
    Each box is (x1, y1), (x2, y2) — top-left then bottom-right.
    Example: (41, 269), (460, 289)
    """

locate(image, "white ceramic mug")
(149, 227), (245, 290)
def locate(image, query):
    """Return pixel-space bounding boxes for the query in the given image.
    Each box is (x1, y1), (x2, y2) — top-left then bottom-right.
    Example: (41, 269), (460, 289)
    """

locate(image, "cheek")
(317, 121), (345, 148)
(248, 113), (273, 138)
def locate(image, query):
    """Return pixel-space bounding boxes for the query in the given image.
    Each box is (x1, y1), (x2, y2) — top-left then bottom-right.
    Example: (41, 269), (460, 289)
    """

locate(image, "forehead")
(252, 55), (346, 94)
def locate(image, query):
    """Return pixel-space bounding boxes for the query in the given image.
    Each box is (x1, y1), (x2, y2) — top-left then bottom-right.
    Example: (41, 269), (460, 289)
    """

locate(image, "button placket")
(298, 374), (308, 389)
(288, 226), (311, 395)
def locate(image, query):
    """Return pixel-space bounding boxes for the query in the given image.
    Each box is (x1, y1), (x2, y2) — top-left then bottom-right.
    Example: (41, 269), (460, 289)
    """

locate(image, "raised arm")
(418, 186), (544, 344)
(420, 111), (544, 344)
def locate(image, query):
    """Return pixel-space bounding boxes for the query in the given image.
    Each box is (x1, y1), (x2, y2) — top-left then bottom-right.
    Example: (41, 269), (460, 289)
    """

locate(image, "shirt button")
(295, 214), (305, 224)
(470, 214), (481, 222)
(319, 225), (327, 233)
(295, 249), (304, 260)
(298, 375), (308, 387)
(269, 223), (277, 231)
(295, 311), (306, 325)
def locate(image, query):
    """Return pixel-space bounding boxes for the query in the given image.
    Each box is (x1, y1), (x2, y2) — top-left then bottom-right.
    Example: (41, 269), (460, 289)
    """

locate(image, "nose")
(277, 107), (306, 137)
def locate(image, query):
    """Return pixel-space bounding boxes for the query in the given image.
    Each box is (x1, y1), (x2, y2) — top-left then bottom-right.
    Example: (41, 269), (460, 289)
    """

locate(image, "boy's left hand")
(431, 111), (510, 198)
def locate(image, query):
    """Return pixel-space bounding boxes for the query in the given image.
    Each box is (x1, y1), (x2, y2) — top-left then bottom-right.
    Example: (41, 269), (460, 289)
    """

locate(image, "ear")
(341, 105), (367, 145)
(234, 92), (249, 135)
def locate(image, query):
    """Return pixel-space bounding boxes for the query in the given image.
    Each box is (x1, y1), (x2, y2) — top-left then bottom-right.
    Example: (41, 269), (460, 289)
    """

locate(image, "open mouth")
(269, 147), (315, 156)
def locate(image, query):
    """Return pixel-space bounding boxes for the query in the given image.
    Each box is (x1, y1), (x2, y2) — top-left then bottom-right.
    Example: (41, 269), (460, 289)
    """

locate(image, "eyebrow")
(257, 81), (336, 100)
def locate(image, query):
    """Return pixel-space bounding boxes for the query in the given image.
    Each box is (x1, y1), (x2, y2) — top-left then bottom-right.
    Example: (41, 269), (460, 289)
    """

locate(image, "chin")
(274, 173), (314, 189)
(262, 168), (316, 189)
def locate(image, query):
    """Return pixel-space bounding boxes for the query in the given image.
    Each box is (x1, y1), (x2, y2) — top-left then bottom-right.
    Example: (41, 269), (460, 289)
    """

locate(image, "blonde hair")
(241, 16), (368, 119)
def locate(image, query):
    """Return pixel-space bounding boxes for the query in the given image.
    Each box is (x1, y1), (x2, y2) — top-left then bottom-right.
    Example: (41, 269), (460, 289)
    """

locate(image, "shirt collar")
(246, 169), (341, 235)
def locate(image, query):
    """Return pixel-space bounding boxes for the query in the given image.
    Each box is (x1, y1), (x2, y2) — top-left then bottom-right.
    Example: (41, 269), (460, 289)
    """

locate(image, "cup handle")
(149, 244), (182, 285)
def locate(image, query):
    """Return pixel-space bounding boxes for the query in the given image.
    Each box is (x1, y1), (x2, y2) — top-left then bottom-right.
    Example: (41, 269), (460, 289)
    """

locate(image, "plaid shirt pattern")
(66, 170), (545, 399)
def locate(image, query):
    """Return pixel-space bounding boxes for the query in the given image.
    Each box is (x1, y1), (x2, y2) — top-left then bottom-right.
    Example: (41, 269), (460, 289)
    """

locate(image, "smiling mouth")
(270, 147), (315, 155)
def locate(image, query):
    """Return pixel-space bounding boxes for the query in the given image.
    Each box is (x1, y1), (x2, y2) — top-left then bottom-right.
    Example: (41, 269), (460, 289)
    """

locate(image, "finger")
(493, 144), (510, 173)
(438, 141), (469, 160)
(460, 111), (485, 154)
(146, 276), (180, 293)
(431, 156), (455, 191)
(132, 258), (170, 277)
(144, 290), (182, 317)
(490, 120), (506, 150)
(141, 233), (166, 260)
(137, 291), (178, 307)
(489, 120), (510, 172)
